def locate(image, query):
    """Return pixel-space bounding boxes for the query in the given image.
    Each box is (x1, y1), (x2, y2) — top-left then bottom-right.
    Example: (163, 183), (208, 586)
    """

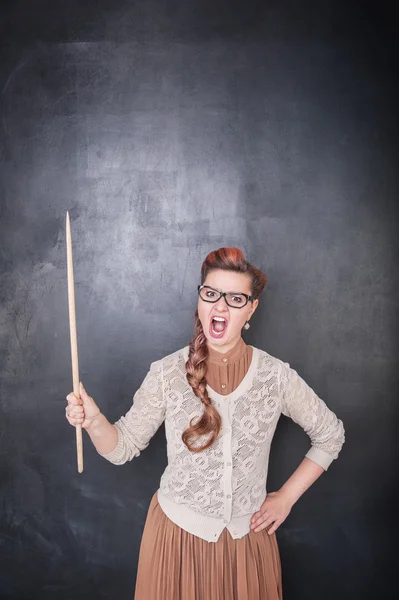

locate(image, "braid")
(182, 310), (222, 452)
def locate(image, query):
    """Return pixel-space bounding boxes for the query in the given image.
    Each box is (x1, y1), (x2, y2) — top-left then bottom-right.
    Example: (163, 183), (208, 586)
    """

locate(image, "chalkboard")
(0, 1), (397, 599)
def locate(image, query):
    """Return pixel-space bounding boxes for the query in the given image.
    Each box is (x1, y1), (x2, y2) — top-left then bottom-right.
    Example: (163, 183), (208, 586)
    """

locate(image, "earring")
(244, 320), (250, 330)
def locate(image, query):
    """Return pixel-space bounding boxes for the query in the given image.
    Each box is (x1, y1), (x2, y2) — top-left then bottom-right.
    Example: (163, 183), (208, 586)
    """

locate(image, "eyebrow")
(207, 285), (248, 295)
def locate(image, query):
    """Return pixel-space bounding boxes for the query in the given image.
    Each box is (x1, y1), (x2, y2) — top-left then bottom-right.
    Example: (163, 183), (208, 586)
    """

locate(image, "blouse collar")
(206, 336), (248, 366)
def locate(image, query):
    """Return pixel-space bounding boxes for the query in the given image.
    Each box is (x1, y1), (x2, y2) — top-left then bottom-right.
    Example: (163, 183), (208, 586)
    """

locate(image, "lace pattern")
(99, 346), (345, 520)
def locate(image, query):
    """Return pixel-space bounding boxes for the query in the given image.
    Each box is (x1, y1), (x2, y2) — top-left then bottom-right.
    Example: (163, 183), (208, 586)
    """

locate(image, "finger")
(66, 393), (82, 405)
(66, 410), (84, 424)
(267, 520), (281, 535)
(68, 419), (83, 427)
(253, 515), (275, 532)
(69, 410), (85, 420)
(65, 405), (84, 418)
(251, 510), (269, 528)
(251, 507), (267, 522)
(79, 382), (91, 400)
(69, 415), (84, 422)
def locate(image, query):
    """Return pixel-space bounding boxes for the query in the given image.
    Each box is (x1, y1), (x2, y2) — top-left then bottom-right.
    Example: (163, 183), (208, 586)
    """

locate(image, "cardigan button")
(222, 357), (228, 363)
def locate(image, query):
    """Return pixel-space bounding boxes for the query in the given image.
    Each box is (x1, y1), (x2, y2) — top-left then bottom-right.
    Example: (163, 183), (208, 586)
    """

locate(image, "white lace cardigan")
(99, 345), (345, 543)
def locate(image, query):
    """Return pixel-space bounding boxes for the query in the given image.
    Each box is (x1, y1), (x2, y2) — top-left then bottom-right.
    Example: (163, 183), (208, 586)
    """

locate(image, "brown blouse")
(206, 337), (253, 395)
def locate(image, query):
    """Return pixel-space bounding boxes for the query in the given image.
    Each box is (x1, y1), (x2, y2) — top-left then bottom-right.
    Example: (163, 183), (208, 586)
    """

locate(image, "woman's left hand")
(250, 490), (293, 535)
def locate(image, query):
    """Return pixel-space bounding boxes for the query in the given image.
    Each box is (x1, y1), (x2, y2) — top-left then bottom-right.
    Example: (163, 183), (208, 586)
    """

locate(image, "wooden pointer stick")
(66, 211), (84, 473)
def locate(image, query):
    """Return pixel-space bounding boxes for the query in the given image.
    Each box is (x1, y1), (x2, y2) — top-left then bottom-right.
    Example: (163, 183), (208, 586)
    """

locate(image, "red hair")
(182, 247), (267, 452)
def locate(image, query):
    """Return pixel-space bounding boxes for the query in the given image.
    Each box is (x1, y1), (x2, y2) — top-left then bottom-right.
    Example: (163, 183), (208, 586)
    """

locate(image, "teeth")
(213, 317), (226, 322)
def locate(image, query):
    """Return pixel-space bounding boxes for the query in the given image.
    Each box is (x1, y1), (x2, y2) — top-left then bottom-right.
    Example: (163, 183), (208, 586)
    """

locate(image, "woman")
(66, 247), (345, 599)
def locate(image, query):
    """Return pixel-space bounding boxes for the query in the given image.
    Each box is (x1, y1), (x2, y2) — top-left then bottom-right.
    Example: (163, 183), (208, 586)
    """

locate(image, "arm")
(279, 360), (346, 471)
(278, 456), (324, 505)
(251, 456), (325, 534)
(86, 413), (119, 455)
(250, 360), (345, 534)
(95, 358), (166, 465)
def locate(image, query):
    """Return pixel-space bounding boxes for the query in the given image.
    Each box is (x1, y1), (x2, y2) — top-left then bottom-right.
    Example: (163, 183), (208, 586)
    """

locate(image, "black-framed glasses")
(198, 285), (254, 309)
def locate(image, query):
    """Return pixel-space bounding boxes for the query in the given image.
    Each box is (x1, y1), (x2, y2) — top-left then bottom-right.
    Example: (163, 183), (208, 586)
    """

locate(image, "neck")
(207, 335), (243, 354)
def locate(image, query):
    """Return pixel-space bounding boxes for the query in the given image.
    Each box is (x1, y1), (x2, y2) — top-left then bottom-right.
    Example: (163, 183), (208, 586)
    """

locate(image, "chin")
(206, 336), (226, 345)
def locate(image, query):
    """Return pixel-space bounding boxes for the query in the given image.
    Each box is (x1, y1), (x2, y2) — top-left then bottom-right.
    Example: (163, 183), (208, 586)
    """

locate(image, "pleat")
(134, 491), (283, 600)
(205, 343), (253, 396)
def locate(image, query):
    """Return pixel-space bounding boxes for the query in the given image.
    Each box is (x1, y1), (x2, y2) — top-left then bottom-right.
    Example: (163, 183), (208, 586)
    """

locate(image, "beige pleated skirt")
(134, 490), (283, 600)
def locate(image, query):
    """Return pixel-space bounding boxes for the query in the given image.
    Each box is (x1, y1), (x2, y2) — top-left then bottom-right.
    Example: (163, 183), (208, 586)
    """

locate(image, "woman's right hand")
(65, 382), (101, 430)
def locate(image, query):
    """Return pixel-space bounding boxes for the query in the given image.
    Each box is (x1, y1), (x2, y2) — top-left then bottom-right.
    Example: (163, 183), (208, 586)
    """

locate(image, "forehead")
(203, 269), (252, 293)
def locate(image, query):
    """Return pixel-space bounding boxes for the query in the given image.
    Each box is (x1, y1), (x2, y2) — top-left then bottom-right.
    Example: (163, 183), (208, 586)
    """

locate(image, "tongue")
(213, 319), (226, 333)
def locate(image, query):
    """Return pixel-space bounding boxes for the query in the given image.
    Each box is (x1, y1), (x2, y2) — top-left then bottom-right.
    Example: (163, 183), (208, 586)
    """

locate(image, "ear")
(248, 298), (259, 318)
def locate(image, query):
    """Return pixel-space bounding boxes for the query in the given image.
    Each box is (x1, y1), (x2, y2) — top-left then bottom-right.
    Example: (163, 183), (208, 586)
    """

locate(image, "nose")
(213, 295), (229, 311)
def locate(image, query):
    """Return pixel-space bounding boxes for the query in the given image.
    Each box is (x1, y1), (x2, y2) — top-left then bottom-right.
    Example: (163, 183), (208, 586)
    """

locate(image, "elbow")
(99, 446), (141, 466)
(99, 452), (128, 466)
(98, 425), (142, 465)
(325, 418), (346, 460)
(334, 419), (346, 456)
(307, 419), (346, 471)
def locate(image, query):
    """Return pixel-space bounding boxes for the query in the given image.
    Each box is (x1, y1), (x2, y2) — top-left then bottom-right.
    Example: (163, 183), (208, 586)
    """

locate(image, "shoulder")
(151, 344), (190, 371)
(251, 345), (290, 375)
(253, 347), (313, 392)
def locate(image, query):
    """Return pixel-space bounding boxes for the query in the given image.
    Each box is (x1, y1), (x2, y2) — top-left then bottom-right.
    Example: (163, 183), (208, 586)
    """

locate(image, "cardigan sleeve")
(279, 361), (345, 470)
(98, 358), (166, 465)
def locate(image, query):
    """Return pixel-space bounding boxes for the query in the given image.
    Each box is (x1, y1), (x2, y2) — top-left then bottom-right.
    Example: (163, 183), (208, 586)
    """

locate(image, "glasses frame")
(197, 285), (254, 309)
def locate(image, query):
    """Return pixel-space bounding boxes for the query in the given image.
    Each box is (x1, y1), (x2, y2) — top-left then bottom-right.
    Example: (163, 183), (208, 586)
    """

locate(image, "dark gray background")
(0, 1), (397, 599)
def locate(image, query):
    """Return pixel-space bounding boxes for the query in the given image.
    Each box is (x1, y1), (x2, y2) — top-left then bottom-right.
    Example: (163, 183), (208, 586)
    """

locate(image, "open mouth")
(209, 316), (228, 338)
